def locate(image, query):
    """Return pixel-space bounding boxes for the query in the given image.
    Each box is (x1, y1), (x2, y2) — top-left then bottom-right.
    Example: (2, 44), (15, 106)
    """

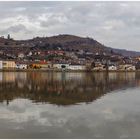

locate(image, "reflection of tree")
(0, 72), (138, 105)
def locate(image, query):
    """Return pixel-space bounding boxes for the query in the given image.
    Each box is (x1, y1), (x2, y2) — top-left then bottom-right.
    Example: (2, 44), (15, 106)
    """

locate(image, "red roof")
(39, 61), (48, 64)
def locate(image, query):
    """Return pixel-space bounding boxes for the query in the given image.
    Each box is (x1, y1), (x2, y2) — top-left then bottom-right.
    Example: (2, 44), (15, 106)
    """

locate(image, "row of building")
(0, 60), (137, 71)
(0, 60), (87, 70)
(93, 62), (136, 71)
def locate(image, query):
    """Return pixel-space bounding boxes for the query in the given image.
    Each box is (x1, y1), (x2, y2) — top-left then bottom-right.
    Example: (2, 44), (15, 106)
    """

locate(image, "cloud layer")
(0, 1), (140, 51)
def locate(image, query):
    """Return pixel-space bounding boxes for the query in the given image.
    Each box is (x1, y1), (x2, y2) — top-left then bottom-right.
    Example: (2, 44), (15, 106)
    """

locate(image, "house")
(46, 50), (65, 56)
(93, 62), (106, 71)
(16, 63), (27, 69)
(65, 52), (78, 59)
(135, 61), (140, 70)
(135, 56), (140, 62)
(109, 56), (121, 66)
(29, 61), (52, 69)
(119, 64), (136, 71)
(27, 51), (33, 56)
(18, 53), (25, 59)
(123, 57), (133, 64)
(53, 63), (70, 70)
(93, 66), (105, 71)
(68, 64), (86, 70)
(108, 65), (117, 71)
(77, 50), (84, 55)
(39, 61), (52, 69)
(30, 63), (41, 69)
(127, 66), (136, 71)
(2, 61), (16, 69)
(78, 58), (86, 65)
(85, 52), (93, 55)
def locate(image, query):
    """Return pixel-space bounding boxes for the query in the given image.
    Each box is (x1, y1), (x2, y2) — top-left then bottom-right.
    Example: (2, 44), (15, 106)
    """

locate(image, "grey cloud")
(4, 24), (26, 33)
(0, 24), (30, 37)
(0, 2), (140, 51)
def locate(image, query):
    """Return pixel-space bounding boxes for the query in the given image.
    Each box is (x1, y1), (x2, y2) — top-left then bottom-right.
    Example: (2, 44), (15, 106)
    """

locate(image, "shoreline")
(0, 69), (139, 72)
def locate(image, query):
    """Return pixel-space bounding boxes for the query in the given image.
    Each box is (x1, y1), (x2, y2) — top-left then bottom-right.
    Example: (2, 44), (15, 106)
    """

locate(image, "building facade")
(2, 61), (16, 69)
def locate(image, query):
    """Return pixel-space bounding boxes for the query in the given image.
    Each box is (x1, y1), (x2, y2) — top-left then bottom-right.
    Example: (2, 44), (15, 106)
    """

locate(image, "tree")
(61, 65), (66, 69)
(91, 62), (95, 69)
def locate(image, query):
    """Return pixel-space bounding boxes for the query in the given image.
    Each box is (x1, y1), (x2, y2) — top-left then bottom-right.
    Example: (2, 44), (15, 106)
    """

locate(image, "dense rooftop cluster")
(0, 34), (140, 71)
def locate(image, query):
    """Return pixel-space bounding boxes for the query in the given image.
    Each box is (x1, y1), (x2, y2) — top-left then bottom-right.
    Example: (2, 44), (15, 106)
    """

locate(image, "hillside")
(0, 34), (140, 57)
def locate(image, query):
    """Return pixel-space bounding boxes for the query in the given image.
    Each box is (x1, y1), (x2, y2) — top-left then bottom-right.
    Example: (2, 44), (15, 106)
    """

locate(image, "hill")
(0, 34), (140, 57)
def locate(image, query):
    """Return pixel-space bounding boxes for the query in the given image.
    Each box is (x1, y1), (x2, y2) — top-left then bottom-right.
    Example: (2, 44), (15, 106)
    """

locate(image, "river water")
(0, 72), (140, 138)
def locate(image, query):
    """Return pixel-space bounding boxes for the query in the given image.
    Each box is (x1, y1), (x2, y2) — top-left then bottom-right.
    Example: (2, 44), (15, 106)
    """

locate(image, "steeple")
(7, 34), (10, 40)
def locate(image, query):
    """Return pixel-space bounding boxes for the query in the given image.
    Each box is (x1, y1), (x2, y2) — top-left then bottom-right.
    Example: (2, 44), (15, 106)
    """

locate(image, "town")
(0, 34), (140, 71)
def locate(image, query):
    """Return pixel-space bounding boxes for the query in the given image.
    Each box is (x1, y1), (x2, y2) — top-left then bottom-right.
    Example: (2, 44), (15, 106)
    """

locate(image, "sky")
(0, 1), (140, 51)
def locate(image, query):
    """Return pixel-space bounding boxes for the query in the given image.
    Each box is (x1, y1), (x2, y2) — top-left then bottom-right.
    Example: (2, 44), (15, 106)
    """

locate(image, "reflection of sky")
(0, 87), (140, 138)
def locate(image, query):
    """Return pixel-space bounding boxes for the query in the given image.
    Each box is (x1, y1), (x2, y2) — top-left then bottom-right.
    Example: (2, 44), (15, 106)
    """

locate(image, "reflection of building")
(108, 73), (117, 81)
(15, 72), (27, 81)
(0, 61), (2, 69)
(65, 73), (84, 80)
(0, 72), (138, 105)
(0, 73), (2, 82)
(3, 72), (16, 82)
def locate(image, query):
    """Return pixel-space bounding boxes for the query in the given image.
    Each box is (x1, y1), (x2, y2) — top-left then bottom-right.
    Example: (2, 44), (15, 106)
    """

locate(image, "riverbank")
(0, 69), (139, 72)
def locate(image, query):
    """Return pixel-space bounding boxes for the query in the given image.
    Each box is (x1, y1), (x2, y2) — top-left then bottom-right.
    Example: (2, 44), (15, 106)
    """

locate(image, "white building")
(16, 64), (27, 69)
(27, 51), (33, 56)
(126, 65), (136, 71)
(18, 53), (25, 59)
(65, 52), (78, 59)
(68, 64), (86, 70)
(108, 65), (117, 71)
(119, 64), (136, 71)
(53, 64), (70, 69)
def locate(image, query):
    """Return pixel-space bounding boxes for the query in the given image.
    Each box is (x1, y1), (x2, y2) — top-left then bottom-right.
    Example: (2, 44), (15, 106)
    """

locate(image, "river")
(0, 72), (140, 138)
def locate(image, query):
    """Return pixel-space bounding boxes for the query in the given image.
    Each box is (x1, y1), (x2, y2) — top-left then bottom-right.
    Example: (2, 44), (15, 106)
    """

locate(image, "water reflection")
(0, 72), (140, 138)
(0, 72), (139, 105)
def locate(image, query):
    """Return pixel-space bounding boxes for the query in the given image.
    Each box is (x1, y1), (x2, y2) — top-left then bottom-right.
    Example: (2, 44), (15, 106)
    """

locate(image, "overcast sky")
(0, 1), (140, 51)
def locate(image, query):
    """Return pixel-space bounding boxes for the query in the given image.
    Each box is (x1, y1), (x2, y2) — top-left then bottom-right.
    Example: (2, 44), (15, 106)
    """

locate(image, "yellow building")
(29, 63), (41, 69)
(2, 61), (16, 69)
(30, 61), (52, 69)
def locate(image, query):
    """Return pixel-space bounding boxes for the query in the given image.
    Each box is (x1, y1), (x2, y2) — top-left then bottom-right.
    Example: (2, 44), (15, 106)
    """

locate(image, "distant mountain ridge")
(0, 34), (140, 57)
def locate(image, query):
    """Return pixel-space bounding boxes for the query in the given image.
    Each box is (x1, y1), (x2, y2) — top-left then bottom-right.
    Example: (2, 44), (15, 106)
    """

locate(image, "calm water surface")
(0, 72), (140, 138)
